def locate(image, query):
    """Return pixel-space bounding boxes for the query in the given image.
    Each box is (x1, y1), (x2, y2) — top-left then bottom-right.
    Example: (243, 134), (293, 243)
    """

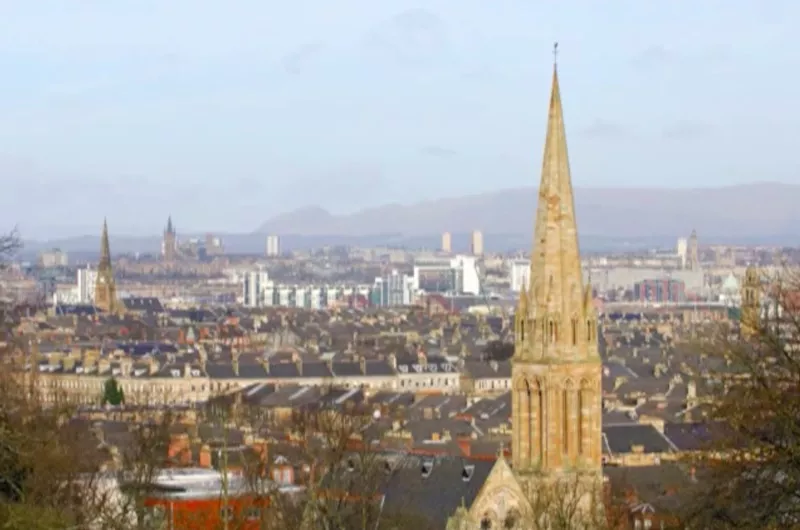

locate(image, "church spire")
(95, 218), (119, 313)
(99, 217), (111, 268)
(166, 215), (174, 235)
(517, 46), (596, 362)
(511, 49), (603, 478)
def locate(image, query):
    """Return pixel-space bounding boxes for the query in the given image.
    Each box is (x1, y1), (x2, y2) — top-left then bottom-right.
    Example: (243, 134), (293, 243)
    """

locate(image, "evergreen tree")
(101, 377), (125, 406)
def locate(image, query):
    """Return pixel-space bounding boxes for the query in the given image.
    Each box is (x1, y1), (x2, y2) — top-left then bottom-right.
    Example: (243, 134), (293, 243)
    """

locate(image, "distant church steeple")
(163, 215), (177, 262)
(512, 49), (602, 476)
(94, 218), (119, 313)
(741, 265), (761, 339)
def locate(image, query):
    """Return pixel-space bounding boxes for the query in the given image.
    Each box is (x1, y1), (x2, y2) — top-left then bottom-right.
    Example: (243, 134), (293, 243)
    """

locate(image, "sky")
(0, 0), (798, 238)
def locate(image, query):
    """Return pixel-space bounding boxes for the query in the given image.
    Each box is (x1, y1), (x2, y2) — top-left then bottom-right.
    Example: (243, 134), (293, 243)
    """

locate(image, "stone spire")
(515, 54), (598, 362)
(95, 218), (119, 313)
(99, 217), (112, 269)
(166, 215), (174, 235)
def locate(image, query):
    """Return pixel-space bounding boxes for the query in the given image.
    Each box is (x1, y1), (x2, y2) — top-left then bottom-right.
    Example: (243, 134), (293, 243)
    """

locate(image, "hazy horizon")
(2, 1), (799, 238)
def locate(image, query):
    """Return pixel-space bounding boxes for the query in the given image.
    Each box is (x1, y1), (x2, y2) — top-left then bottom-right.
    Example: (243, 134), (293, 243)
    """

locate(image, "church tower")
(94, 219), (119, 313)
(740, 265), (760, 339)
(162, 215), (177, 262)
(512, 55), (603, 480)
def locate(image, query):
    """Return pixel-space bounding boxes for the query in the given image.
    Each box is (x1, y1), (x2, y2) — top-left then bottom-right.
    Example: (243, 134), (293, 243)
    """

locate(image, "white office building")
(371, 270), (416, 307)
(676, 238), (688, 269)
(412, 254), (480, 295)
(265, 235), (281, 257)
(39, 249), (69, 268)
(509, 260), (531, 292)
(242, 269), (270, 307)
(76, 266), (98, 304)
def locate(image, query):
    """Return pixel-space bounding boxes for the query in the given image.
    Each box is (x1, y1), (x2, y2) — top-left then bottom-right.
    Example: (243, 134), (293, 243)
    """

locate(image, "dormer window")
(421, 459), (434, 478)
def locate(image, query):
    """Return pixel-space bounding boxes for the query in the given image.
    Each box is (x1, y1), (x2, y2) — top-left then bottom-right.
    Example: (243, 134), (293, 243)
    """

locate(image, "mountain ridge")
(256, 182), (800, 238)
(17, 182), (800, 254)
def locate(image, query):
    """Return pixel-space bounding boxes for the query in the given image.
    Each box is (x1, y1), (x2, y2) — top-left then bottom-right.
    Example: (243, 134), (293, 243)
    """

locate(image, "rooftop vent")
(421, 458), (434, 478)
(461, 464), (475, 482)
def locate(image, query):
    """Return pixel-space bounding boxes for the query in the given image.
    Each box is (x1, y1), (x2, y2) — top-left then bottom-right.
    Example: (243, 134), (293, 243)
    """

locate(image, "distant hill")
(19, 183), (800, 257)
(256, 182), (800, 241)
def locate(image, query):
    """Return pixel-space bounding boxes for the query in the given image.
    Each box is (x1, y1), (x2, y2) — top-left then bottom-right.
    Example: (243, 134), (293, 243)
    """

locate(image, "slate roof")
(381, 455), (495, 528)
(463, 359), (512, 379)
(662, 421), (729, 452)
(603, 424), (677, 455)
(122, 297), (165, 313)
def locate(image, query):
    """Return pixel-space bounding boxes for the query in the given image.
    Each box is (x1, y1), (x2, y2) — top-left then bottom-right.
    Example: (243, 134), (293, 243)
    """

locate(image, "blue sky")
(0, 0), (797, 238)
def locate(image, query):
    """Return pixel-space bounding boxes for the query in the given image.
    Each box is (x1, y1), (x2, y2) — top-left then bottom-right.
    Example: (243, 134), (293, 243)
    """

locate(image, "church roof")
(381, 455), (494, 528)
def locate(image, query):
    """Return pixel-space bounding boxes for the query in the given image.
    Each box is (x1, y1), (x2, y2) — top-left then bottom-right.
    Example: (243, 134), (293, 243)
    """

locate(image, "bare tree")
(103, 408), (178, 530)
(235, 400), (403, 530)
(679, 268), (800, 529)
(0, 228), (121, 529)
(0, 228), (22, 353)
(0, 228), (19, 267)
(0, 360), (114, 529)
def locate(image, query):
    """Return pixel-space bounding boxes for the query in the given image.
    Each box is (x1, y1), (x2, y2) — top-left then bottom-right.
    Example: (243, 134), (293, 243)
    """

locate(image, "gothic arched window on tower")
(577, 386), (584, 455)
(562, 382), (572, 456)
(586, 319), (595, 342)
(541, 319), (547, 347)
(537, 384), (545, 463)
(504, 509), (521, 529)
(520, 319), (526, 342)
(571, 316), (578, 345)
(578, 379), (590, 456)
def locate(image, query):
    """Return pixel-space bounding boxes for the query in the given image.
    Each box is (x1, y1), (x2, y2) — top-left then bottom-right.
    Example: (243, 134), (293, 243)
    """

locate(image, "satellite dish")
(372, 409), (381, 420)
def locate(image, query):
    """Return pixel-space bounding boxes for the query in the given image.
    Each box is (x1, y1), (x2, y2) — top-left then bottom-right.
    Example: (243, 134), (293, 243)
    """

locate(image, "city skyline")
(2, 1), (799, 238)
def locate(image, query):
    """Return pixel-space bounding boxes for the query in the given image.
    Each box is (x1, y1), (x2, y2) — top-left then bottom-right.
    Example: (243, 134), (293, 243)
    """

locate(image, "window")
(246, 507), (260, 521)
(480, 515), (492, 530)
(220, 507), (234, 522)
(577, 389), (584, 455)
(562, 388), (569, 454)
(571, 317), (577, 345)
(505, 509), (520, 529)
(537, 387), (545, 461)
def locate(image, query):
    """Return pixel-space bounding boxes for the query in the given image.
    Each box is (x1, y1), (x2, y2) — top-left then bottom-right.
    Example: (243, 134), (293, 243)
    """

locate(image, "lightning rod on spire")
(553, 42), (559, 66)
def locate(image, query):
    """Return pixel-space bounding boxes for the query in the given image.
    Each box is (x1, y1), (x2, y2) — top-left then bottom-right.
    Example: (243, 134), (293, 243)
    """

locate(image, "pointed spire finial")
(100, 218), (111, 263)
(553, 42), (559, 67)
